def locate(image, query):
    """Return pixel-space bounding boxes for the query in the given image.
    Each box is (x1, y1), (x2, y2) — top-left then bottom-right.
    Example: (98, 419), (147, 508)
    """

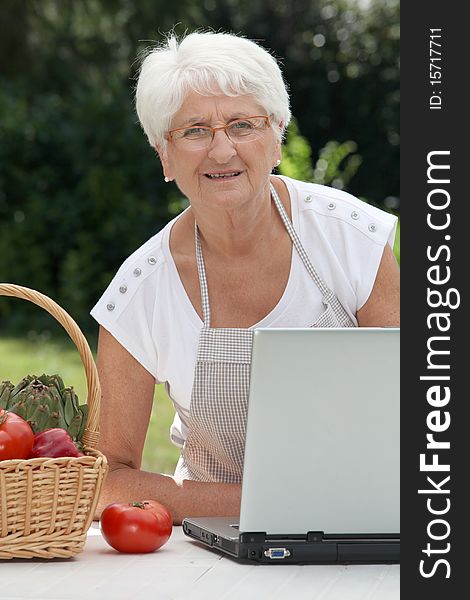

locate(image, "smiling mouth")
(204, 172), (241, 179)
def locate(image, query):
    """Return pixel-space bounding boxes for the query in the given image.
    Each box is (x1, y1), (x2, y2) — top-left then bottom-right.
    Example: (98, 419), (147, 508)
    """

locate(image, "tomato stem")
(131, 502), (145, 509)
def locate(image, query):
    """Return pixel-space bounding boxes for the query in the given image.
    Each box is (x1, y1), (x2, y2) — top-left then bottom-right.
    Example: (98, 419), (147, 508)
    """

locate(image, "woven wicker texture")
(0, 284), (108, 559)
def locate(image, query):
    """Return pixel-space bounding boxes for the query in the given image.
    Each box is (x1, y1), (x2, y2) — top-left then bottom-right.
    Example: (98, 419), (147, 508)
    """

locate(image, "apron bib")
(174, 183), (355, 483)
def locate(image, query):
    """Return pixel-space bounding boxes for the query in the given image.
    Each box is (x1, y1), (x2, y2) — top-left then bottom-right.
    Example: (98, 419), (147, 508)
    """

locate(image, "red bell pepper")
(29, 428), (84, 458)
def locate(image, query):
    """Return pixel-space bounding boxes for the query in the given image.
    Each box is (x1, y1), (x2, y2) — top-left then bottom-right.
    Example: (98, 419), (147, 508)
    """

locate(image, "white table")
(1, 524), (399, 600)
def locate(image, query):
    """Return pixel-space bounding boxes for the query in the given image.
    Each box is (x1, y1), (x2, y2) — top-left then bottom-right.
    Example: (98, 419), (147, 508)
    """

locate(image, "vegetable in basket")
(0, 374), (87, 451)
(0, 409), (34, 461)
(29, 428), (84, 458)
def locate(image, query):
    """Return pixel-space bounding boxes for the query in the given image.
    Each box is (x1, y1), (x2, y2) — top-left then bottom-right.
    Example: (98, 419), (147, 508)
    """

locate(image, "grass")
(0, 336), (180, 475)
(393, 219), (400, 264)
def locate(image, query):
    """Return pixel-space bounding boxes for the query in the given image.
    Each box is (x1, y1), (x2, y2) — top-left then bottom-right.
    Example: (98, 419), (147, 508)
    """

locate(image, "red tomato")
(0, 409), (34, 461)
(100, 500), (173, 553)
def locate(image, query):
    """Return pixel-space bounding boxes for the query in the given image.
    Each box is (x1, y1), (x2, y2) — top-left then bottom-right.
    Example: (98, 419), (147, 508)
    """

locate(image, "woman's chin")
(201, 178), (246, 201)
(209, 190), (244, 205)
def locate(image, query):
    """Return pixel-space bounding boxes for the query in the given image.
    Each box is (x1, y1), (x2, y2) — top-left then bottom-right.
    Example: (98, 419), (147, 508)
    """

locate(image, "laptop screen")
(239, 328), (400, 536)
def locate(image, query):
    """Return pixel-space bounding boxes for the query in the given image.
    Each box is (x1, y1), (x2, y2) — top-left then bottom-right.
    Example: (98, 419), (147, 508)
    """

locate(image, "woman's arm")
(94, 326), (241, 524)
(356, 244), (400, 327)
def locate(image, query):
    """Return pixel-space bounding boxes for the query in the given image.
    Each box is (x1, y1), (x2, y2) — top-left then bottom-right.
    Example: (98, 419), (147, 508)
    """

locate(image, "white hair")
(135, 31), (291, 153)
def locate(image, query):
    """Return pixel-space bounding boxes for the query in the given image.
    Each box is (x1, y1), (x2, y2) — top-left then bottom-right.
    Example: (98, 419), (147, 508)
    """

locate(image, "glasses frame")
(166, 115), (273, 148)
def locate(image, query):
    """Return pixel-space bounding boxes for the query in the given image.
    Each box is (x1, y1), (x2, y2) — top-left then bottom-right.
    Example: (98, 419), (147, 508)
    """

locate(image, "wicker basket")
(0, 283), (108, 559)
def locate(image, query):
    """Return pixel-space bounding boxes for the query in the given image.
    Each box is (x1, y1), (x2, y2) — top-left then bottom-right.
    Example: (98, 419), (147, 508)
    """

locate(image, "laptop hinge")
(240, 531), (326, 543)
(307, 531), (325, 542)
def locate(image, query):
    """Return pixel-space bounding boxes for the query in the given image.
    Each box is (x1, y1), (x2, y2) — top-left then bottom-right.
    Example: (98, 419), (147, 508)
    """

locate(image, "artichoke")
(0, 374), (88, 445)
(0, 380), (14, 408)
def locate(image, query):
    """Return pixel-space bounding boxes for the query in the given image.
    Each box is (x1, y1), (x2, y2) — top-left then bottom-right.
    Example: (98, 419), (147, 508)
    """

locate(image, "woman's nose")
(207, 129), (237, 163)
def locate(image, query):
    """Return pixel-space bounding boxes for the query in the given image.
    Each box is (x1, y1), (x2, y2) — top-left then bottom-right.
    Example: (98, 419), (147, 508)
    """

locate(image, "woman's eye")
(231, 120), (254, 131)
(183, 127), (208, 138)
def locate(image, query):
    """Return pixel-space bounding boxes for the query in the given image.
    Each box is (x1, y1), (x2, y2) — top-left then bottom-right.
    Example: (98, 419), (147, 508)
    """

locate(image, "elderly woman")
(91, 31), (399, 522)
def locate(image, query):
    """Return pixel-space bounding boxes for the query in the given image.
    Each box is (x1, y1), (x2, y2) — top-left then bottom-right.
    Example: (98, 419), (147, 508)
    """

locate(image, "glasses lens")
(173, 127), (212, 149)
(227, 118), (267, 143)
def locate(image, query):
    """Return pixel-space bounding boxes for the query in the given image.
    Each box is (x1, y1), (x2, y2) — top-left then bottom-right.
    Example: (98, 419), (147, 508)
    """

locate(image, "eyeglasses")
(166, 115), (272, 150)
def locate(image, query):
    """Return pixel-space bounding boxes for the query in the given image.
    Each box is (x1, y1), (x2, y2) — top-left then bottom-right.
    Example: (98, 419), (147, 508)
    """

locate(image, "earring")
(164, 176), (171, 183)
(275, 160), (281, 167)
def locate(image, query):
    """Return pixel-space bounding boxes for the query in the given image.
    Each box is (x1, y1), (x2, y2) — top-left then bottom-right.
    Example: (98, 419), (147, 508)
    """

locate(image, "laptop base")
(182, 517), (400, 564)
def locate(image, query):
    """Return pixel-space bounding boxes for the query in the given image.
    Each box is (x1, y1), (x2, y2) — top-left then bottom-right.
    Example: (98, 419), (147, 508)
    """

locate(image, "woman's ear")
(156, 144), (174, 182)
(275, 120), (284, 155)
(274, 135), (282, 166)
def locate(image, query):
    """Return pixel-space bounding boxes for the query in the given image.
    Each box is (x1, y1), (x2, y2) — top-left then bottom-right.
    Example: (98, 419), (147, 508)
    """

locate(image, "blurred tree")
(279, 118), (362, 190)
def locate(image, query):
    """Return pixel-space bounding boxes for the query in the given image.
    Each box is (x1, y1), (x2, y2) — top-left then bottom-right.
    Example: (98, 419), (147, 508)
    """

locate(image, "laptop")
(182, 327), (400, 563)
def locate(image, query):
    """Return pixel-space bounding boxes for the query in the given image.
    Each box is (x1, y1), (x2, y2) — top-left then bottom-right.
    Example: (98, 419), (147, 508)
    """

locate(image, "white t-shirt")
(91, 175), (398, 447)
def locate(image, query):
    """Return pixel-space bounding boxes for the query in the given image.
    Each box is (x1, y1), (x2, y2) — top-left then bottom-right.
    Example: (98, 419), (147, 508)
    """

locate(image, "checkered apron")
(174, 183), (355, 483)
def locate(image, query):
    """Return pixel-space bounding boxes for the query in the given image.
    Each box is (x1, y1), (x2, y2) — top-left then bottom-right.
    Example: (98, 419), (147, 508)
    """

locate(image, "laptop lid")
(239, 327), (400, 536)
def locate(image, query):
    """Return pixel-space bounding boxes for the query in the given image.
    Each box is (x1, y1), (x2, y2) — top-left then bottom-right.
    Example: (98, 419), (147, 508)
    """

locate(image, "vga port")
(264, 547), (291, 559)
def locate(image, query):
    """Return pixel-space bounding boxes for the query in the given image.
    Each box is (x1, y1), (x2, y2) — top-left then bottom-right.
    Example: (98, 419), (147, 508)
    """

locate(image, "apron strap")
(269, 182), (335, 303)
(194, 220), (212, 327)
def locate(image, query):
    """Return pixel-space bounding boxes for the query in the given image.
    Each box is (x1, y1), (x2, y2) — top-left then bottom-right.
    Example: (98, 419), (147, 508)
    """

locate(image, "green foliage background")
(0, 0), (399, 335)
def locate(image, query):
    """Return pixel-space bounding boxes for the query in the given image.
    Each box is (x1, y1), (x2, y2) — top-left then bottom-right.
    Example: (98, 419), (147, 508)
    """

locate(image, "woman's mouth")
(204, 171), (241, 179)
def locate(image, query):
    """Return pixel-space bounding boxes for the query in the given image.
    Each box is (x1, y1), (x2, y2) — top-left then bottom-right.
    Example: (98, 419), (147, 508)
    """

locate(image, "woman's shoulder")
(91, 214), (182, 319)
(116, 223), (168, 274)
(280, 175), (397, 247)
(111, 211), (184, 283)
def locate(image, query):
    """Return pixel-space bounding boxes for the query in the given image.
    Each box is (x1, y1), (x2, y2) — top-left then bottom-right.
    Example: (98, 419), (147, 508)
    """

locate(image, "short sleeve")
(90, 248), (161, 380)
(292, 178), (398, 316)
(355, 208), (398, 310)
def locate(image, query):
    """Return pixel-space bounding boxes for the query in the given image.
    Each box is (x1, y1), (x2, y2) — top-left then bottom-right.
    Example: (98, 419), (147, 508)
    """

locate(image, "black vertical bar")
(401, 1), (466, 596)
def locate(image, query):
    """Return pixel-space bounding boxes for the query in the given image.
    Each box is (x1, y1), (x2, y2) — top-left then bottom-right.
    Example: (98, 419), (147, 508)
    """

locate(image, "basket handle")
(0, 283), (101, 449)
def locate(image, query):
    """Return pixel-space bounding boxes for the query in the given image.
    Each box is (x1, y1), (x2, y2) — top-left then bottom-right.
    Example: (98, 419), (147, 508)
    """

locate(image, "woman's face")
(159, 91), (282, 212)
